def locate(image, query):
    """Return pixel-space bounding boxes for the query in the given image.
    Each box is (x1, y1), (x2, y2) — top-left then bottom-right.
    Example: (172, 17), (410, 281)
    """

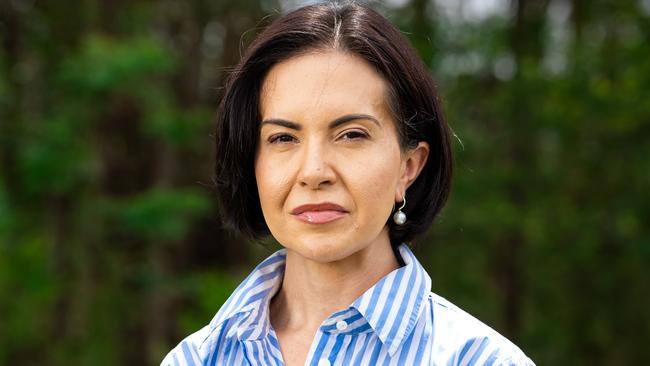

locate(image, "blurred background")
(1, 0), (649, 364)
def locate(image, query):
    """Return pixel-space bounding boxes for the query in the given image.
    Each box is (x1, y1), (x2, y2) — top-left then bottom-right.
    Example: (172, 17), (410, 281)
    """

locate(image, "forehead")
(260, 50), (390, 120)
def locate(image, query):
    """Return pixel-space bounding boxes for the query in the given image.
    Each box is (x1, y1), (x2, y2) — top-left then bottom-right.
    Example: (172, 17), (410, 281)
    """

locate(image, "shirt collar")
(207, 244), (431, 356)
(350, 244), (432, 355)
(208, 248), (286, 339)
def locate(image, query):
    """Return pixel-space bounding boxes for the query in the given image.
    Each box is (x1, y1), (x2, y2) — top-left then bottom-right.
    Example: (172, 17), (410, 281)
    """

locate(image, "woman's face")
(255, 50), (427, 263)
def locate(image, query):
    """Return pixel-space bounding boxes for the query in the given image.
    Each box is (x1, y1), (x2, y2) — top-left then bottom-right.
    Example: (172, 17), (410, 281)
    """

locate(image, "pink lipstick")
(290, 203), (348, 224)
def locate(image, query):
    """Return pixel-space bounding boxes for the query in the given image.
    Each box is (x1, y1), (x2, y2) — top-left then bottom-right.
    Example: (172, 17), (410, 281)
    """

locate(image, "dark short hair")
(214, 1), (452, 245)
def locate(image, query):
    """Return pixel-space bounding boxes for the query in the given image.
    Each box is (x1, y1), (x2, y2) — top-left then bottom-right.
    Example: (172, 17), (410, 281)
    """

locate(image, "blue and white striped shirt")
(162, 244), (535, 365)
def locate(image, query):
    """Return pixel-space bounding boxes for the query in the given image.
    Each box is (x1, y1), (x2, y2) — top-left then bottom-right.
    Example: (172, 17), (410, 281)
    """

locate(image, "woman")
(163, 2), (535, 365)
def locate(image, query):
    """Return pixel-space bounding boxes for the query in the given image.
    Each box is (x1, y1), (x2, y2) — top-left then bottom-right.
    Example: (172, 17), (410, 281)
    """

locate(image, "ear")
(395, 141), (429, 202)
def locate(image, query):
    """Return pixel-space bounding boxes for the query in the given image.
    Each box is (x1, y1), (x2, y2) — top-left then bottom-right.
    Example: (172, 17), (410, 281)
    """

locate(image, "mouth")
(290, 202), (349, 224)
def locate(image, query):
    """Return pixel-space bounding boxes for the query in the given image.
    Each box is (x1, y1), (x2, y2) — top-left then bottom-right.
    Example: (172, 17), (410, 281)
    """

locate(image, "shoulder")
(160, 324), (213, 366)
(160, 248), (286, 365)
(160, 314), (244, 366)
(426, 292), (535, 366)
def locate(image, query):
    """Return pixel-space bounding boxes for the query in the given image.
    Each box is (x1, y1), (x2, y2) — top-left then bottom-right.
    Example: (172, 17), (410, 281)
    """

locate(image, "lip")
(290, 202), (349, 224)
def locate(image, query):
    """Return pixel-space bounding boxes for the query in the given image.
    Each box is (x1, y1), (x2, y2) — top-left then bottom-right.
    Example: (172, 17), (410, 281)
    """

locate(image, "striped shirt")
(162, 244), (535, 365)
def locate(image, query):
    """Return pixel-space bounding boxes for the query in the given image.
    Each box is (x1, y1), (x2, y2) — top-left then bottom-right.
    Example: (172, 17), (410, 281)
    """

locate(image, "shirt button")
(318, 359), (331, 366)
(336, 320), (348, 331)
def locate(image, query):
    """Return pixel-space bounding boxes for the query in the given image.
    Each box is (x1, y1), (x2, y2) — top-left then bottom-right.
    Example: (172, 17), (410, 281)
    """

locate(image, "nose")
(297, 141), (336, 189)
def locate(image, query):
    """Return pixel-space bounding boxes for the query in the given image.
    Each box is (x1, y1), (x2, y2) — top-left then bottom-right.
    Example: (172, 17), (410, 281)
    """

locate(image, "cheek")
(254, 156), (272, 207)
(255, 153), (292, 208)
(339, 145), (402, 208)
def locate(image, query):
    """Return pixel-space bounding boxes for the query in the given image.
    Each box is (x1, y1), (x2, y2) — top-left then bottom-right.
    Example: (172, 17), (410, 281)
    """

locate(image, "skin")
(255, 49), (429, 366)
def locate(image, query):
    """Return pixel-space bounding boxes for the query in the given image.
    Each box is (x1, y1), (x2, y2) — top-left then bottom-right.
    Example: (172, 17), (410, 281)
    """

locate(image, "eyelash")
(268, 134), (297, 144)
(339, 130), (369, 140)
(267, 129), (369, 144)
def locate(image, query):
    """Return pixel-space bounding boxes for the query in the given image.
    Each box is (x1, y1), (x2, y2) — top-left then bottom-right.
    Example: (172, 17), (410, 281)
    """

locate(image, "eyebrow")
(260, 114), (380, 130)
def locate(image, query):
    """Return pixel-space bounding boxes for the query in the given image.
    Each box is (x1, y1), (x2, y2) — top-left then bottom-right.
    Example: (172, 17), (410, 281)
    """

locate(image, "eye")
(339, 129), (369, 141)
(268, 133), (297, 144)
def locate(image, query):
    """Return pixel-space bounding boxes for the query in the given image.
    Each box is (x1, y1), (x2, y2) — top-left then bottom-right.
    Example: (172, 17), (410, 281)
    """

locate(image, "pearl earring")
(393, 195), (407, 225)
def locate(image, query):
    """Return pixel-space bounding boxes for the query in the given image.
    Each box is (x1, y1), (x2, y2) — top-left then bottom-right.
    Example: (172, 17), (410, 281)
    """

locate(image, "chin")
(282, 233), (361, 264)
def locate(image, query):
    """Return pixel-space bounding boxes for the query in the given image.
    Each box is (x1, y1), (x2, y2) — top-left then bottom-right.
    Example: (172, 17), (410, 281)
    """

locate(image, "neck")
(270, 230), (400, 332)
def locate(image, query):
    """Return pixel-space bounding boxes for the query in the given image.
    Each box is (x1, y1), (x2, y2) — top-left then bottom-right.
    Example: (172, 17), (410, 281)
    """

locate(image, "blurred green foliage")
(1, 0), (649, 365)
